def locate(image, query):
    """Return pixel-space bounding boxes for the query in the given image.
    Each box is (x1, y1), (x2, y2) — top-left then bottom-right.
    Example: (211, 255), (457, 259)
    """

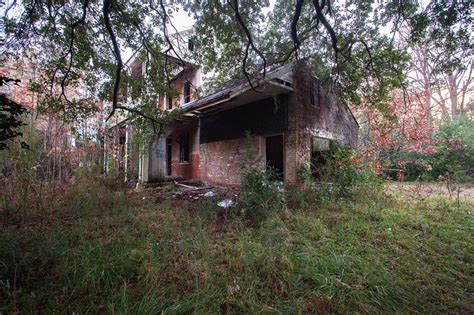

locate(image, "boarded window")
(183, 81), (191, 103)
(179, 133), (190, 163)
(312, 137), (330, 151)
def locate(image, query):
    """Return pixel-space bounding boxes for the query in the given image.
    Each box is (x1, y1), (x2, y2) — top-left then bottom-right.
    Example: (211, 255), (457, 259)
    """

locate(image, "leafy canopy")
(2, 0), (471, 130)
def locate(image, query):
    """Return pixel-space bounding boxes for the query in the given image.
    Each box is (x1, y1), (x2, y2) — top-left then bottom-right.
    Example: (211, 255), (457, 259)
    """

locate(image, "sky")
(168, 0), (276, 32)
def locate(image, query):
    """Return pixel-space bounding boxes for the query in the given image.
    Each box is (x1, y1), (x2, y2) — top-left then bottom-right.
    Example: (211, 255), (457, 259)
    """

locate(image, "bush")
(305, 143), (383, 199)
(430, 116), (474, 182)
(378, 116), (474, 182)
(240, 168), (284, 225)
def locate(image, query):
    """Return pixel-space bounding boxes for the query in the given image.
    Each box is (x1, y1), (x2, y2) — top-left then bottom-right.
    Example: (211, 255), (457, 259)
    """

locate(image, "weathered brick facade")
(169, 126), (200, 179)
(136, 61), (359, 187)
(199, 136), (264, 186)
(191, 62), (358, 187)
(284, 62), (359, 185)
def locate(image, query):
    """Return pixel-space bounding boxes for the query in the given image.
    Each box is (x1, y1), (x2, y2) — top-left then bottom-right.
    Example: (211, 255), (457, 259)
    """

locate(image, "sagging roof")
(181, 61), (359, 128)
(182, 63), (294, 115)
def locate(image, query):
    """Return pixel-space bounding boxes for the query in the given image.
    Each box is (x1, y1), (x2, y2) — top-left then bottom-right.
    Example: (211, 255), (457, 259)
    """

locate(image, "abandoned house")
(105, 34), (358, 186)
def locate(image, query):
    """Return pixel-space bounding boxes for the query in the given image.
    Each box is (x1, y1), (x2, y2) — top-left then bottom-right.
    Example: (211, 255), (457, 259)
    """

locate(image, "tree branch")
(103, 0), (123, 121)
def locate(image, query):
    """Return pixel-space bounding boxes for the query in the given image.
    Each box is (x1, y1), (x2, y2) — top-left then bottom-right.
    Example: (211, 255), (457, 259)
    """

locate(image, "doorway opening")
(166, 138), (172, 176)
(265, 135), (284, 180)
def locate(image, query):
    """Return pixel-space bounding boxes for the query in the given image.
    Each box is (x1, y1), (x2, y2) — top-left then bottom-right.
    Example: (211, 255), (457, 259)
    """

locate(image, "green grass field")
(1, 179), (473, 313)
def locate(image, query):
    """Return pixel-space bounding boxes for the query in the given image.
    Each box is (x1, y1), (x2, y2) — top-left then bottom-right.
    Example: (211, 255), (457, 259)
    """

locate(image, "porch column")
(138, 144), (149, 183)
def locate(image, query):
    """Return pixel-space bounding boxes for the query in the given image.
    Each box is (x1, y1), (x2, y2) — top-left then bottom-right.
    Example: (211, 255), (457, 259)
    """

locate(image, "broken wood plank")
(174, 181), (210, 190)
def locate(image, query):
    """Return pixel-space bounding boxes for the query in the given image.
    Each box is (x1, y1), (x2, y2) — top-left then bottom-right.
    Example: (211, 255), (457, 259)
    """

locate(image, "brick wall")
(169, 125), (200, 179)
(285, 61), (359, 186)
(199, 136), (264, 186)
(159, 69), (198, 110)
(284, 94), (300, 185)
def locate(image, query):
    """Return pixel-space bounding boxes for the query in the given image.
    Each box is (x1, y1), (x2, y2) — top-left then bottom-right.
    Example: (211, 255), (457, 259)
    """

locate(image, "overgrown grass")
(0, 176), (473, 313)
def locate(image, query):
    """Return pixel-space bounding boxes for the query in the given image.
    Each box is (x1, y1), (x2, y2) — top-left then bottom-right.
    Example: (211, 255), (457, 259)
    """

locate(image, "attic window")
(183, 81), (191, 103)
(188, 38), (194, 51)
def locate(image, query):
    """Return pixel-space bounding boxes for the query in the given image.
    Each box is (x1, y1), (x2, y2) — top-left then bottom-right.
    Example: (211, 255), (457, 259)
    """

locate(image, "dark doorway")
(166, 138), (172, 176)
(266, 135), (284, 179)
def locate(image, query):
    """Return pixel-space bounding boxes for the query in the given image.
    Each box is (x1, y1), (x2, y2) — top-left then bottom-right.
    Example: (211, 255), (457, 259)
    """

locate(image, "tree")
(2, 0), (471, 133)
(399, 1), (473, 122)
(0, 75), (28, 149)
(359, 90), (436, 166)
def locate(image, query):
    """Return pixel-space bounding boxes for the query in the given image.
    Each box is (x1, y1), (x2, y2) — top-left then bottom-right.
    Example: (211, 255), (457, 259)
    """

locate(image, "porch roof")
(182, 63), (294, 116)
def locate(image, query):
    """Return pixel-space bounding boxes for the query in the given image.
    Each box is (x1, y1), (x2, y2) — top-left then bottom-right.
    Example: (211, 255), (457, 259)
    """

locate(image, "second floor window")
(184, 81), (191, 104)
(131, 63), (143, 100)
(310, 81), (320, 108)
(167, 96), (173, 110)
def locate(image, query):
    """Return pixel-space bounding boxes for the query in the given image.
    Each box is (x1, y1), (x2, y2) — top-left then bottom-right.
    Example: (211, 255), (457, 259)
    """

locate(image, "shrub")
(430, 116), (474, 182)
(308, 143), (383, 199)
(240, 168), (284, 225)
(377, 116), (474, 183)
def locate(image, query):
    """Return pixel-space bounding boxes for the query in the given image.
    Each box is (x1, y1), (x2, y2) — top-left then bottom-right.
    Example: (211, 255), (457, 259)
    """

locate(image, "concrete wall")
(148, 136), (167, 182)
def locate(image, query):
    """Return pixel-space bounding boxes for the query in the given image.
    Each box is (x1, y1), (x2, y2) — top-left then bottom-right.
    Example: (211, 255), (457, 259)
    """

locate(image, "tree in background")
(2, 0), (431, 125)
(354, 1), (473, 179)
(406, 1), (473, 121)
(0, 75), (28, 150)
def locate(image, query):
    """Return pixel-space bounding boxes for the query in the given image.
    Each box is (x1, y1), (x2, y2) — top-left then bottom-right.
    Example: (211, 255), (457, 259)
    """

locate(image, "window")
(179, 133), (190, 163)
(183, 81), (191, 104)
(188, 38), (194, 51)
(167, 96), (173, 110)
(310, 137), (331, 180)
(131, 62), (143, 100)
(310, 81), (320, 108)
(312, 137), (330, 151)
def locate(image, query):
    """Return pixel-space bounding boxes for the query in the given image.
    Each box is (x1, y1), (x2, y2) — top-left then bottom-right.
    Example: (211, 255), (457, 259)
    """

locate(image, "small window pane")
(312, 137), (330, 151)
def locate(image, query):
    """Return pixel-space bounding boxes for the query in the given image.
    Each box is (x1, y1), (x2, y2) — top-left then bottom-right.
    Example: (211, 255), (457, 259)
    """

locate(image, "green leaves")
(0, 76), (28, 150)
(3, 0), (471, 127)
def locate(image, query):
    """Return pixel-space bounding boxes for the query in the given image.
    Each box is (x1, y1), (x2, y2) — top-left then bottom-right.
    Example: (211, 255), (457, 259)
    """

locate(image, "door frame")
(264, 133), (285, 181)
